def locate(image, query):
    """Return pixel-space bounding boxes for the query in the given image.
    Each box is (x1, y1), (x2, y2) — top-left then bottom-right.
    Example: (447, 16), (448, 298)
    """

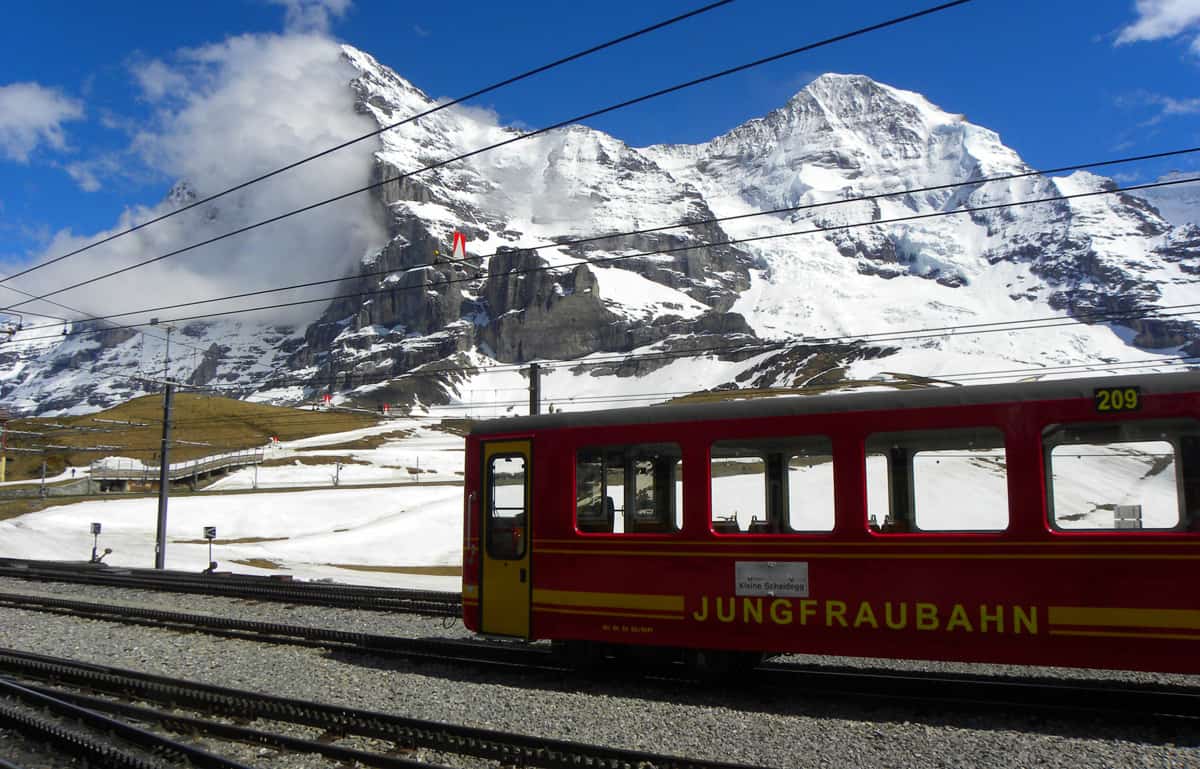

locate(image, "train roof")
(467, 370), (1200, 437)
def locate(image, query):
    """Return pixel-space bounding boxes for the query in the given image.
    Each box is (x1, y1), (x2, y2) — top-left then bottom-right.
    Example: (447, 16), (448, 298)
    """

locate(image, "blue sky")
(1, 0), (1199, 277)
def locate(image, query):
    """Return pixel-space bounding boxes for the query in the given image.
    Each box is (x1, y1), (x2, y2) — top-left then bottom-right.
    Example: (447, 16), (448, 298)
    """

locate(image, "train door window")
(865, 453), (890, 529)
(574, 444), (682, 534)
(1044, 420), (1200, 531)
(711, 437), (834, 533)
(866, 428), (1008, 532)
(487, 454), (527, 559)
(710, 446), (764, 533)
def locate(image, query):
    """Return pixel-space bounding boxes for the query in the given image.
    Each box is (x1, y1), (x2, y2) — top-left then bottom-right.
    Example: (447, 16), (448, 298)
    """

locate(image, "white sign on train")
(735, 561), (809, 597)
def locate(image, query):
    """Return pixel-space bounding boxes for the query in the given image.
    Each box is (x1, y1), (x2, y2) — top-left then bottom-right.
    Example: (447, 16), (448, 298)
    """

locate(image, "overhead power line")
(0, 253), (204, 361)
(1, 0), (976, 314)
(212, 301), (1200, 396)
(231, 355), (1200, 413)
(9, 172), (1199, 346)
(0, 0), (737, 289)
(12, 144), (1200, 336)
(109, 293), (1200, 400)
(0, 285), (68, 322)
(8, 350), (1193, 426)
(0, 2), (745, 360)
(7, 218), (1198, 423)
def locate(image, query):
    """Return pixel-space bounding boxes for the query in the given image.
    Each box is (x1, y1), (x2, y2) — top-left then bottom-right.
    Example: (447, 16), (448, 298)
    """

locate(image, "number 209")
(1094, 387), (1140, 412)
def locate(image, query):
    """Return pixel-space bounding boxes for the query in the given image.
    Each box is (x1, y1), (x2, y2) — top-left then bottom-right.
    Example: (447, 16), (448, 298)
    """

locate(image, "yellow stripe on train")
(1048, 606), (1200, 630)
(532, 589), (684, 613)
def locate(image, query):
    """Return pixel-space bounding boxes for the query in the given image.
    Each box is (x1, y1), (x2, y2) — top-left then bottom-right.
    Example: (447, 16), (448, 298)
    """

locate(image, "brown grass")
(230, 558), (282, 570)
(2, 394), (378, 481)
(432, 419), (474, 437)
(667, 378), (930, 405)
(307, 429), (413, 451)
(0, 498), (73, 521)
(260, 455), (369, 468)
(330, 564), (462, 576)
(174, 537), (289, 545)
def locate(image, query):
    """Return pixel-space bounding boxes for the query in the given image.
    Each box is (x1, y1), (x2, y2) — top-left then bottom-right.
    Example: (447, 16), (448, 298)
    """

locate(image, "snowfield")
(0, 420), (466, 590)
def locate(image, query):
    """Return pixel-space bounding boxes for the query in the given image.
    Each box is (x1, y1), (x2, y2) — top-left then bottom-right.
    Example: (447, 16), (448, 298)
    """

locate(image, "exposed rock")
(188, 344), (226, 386)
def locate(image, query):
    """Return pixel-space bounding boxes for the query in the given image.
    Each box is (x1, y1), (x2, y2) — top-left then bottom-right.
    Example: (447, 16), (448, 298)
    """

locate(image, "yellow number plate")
(1094, 387), (1141, 413)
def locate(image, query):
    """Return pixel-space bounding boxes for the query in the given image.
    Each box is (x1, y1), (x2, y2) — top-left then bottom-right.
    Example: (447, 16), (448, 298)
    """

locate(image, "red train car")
(462, 372), (1200, 673)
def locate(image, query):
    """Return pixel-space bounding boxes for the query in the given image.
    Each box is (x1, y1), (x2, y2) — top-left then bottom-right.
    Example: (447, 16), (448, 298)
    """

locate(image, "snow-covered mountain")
(2, 52), (1198, 416)
(1138, 171), (1200, 228)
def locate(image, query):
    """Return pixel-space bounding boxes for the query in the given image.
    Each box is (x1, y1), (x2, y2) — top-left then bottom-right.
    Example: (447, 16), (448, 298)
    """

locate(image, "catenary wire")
(0, 0), (736, 288)
(186, 355), (1200, 413)
(185, 301), (1200, 397)
(9, 281), (1199, 419)
(8, 349), (1195, 427)
(5, 184), (1195, 411)
(20, 293), (1200, 411)
(0, 0), (976, 313)
(0, 2), (745, 353)
(11, 144), (1200, 334)
(0, 268), (212, 359)
(7, 173), (1198, 347)
(122, 296), (1200, 408)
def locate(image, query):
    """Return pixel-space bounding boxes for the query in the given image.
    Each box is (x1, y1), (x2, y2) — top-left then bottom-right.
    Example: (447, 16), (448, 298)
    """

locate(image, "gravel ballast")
(0, 577), (1197, 768)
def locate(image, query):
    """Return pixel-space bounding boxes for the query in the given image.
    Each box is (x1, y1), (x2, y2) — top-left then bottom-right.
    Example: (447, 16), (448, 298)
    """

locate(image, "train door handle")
(519, 568), (527, 583)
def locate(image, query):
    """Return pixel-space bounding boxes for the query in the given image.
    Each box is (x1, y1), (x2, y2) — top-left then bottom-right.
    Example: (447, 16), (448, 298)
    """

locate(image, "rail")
(89, 449), (264, 482)
(0, 558), (462, 616)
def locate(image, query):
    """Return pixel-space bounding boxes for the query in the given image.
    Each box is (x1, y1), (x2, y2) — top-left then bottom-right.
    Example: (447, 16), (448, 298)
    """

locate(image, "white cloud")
(21, 32), (387, 326)
(1119, 89), (1200, 125)
(266, 0), (352, 34)
(0, 83), (84, 162)
(62, 154), (130, 192)
(1153, 94), (1200, 113)
(441, 100), (501, 128)
(63, 162), (103, 192)
(131, 58), (189, 102)
(1116, 0), (1200, 52)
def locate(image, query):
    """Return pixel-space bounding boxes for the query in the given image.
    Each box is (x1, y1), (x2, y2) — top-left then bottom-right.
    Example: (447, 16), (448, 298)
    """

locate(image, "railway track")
(0, 557), (460, 616)
(1, 590), (1197, 721)
(0, 591), (542, 666)
(0, 676), (254, 768)
(0, 648), (762, 769)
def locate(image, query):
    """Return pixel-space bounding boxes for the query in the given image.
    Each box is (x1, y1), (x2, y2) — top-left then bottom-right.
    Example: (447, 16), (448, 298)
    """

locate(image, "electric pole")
(154, 381), (174, 569)
(150, 318), (174, 391)
(0, 416), (7, 483)
(529, 362), (541, 416)
(162, 325), (174, 386)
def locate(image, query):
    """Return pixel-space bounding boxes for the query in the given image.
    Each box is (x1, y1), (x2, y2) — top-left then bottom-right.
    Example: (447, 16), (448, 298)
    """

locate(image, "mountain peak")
(804, 72), (879, 89)
(691, 71), (971, 175)
(341, 44), (435, 109)
(790, 72), (960, 129)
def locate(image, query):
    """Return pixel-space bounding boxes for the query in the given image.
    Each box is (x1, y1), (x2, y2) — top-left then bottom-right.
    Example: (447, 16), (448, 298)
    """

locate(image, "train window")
(486, 454), (527, 559)
(575, 444), (683, 534)
(866, 428), (1008, 533)
(865, 453), (890, 527)
(710, 437), (834, 533)
(1044, 420), (1200, 531)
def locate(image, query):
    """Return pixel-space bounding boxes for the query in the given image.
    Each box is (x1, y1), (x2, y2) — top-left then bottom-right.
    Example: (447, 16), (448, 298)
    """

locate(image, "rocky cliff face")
(274, 47), (761, 407)
(1, 58), (1197, 415)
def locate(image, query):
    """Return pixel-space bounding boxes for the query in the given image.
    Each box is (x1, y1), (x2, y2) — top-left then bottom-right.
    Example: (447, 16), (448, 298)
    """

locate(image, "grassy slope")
(3, 394), (378, 482)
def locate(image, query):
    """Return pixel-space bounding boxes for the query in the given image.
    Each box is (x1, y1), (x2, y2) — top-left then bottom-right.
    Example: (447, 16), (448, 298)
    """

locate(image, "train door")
(480, 440), (532, 638)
